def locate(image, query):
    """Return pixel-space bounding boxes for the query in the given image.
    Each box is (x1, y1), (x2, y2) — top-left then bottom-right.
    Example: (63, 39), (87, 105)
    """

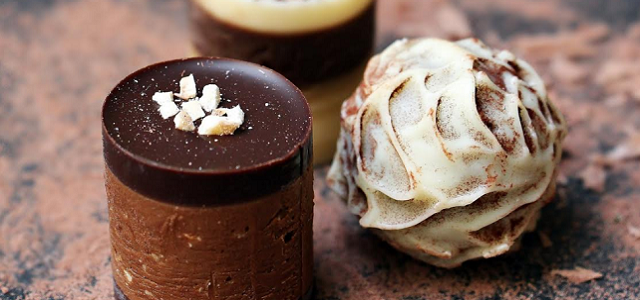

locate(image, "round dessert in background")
(188, 0), (376, 164)
(328, 38), (568, 268)
(102, 58), (313, 299)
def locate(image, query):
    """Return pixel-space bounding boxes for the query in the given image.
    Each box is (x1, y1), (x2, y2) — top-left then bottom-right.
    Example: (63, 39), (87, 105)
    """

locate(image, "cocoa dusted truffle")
(103, 58), (313, 299)
(189, 0), (376, 164)
(328, 38), (567, 268)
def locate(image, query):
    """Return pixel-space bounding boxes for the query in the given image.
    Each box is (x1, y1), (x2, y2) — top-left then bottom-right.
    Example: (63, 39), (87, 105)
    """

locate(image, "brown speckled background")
(1, 0), (639, 299)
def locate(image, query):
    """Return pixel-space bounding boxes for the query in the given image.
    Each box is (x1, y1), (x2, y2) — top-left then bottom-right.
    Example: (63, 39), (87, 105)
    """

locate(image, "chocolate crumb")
(628, 225), (640, 239)
(551, 267), (603, 284)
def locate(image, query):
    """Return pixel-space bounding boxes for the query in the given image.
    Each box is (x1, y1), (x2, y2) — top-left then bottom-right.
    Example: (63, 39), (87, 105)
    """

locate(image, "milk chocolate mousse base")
(189, 1), (375, 86)
(106, 166), (313, 300)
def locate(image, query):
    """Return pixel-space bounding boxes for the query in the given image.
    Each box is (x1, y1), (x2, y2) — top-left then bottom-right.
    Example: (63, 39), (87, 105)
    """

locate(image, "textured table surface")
(1, 0), (639, 299)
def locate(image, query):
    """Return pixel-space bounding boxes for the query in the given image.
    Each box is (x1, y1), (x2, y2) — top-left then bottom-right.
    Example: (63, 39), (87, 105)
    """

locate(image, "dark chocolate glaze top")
(102, 58), (312, 206)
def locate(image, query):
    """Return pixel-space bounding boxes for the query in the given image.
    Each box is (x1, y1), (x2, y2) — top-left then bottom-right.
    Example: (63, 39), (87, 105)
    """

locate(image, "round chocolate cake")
(189, 0), (376, 164)
(102, 58), (313, 299)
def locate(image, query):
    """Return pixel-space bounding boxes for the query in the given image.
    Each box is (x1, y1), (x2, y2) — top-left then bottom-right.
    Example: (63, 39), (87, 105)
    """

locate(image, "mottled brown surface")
(106, 166), (313, 300)
(0, 0), (639, 299)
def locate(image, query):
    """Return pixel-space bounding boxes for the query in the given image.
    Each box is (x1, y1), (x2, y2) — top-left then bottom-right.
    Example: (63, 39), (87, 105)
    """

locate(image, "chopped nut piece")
(216, 105), (244, 122)
(579, 163), (606, 193)
(182, 100), (205, 121)
(175, 74), (197, 100)
(158, 102), (180, 119)
(198, 105), (245, 136)
(174, 110), (195, 132)
(628, 225), (640, 239)
(152, 75), (246, 136)
(198, 116), (235, 136)
(152, 91), (174, 105)
(199, 84), (222, 112)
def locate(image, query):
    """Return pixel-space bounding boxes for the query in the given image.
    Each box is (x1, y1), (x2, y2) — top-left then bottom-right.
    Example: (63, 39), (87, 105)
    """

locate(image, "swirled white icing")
(328, 38), (567, 267)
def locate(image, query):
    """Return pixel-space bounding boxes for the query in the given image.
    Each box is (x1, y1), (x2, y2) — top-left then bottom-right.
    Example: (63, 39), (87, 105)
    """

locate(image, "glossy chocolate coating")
(102, 58), (312, 206)
(189, 2), (375, 86)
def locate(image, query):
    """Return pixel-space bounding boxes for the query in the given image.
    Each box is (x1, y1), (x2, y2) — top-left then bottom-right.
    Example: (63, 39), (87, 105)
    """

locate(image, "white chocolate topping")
(193, 0), (373, 34)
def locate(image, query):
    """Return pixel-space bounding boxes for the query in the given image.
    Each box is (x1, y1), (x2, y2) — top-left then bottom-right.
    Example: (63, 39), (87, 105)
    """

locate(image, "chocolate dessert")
(102, 58), (313, 299)
(189, 0), (376, 164)
(328, 38), (568, 268)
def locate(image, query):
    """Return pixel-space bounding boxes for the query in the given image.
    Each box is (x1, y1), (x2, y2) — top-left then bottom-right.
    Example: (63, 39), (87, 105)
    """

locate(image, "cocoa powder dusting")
(1, 0), (639, 299)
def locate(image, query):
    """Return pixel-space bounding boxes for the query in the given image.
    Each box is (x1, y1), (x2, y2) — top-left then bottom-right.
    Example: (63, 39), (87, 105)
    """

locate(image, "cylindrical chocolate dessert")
(189, 0), (376, 164)
(102, 58), (313, 300)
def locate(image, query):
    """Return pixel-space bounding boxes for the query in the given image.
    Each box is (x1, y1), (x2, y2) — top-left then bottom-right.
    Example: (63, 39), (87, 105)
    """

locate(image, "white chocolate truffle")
(328, 38), (567, 268)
